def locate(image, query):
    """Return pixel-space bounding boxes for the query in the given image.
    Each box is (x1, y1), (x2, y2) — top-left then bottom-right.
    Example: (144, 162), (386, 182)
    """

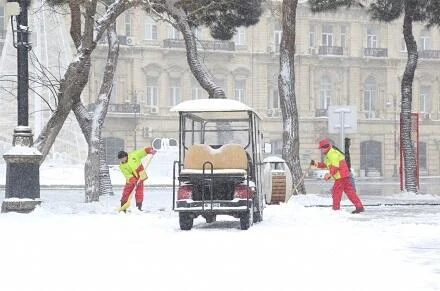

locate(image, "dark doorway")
(360, 140), (382, 177)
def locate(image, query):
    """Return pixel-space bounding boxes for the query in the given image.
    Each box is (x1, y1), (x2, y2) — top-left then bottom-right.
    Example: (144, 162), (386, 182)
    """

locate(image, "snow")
(0, 157), (439, 291)
(169, 98), (263, 118)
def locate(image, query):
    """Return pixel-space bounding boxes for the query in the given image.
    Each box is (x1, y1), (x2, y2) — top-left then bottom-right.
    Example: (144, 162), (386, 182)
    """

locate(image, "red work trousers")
(121, 180), (144, 204)
(331, 177), (363, 210)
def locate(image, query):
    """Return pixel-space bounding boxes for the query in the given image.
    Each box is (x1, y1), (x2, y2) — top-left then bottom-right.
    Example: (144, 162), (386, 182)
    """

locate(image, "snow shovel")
(117, 153), (154, 212)
(288, 163), (311, 202)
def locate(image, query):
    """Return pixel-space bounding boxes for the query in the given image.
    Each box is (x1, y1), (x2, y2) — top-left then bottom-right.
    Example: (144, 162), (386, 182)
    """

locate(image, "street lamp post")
(2, 0), (42, 213)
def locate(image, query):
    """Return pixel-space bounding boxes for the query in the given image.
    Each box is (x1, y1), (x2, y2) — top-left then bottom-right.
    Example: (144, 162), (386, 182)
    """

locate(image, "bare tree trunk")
(73, 24), (119, 202)
(401, 4), (418, 193)
(99, 137), (114, 196)
(33, 53), (91, 162)
(278, 0), (304, 194)
(167, 2), (225, 99)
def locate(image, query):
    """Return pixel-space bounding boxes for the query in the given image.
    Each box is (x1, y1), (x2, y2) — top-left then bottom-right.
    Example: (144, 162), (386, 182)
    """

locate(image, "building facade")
(86, 3), (440, 176)
(1, 1), (439, 176)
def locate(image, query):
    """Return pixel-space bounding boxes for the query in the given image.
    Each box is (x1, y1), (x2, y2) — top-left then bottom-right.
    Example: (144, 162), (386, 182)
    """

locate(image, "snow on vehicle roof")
(170, 98), (262, 118)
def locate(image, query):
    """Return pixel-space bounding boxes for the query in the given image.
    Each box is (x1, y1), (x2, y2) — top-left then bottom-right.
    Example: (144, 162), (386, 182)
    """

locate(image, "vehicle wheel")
(205, 214), (216, 223)
(253, 207), (263, 223)
(179, 213), (193, 230)
(253, 196), (264, 223)
(240, 209), (253, 230)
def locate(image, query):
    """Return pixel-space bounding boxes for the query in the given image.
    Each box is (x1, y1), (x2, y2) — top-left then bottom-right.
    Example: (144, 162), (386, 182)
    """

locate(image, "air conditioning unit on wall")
(267, 108), (281, 118)
(149, 106), (159, 114)
(126, 36), (135, 46)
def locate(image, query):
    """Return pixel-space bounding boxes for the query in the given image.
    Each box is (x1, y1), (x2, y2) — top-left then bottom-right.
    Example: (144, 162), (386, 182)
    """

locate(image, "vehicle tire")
(253, 207), (263, 223)
(240, 209), (253, 230)
(179, 213), (193, 230)
(205, 214), (216, 223)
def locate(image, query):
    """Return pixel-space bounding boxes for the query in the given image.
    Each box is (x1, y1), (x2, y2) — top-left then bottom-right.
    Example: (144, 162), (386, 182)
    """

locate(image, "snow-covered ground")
(0, 160), (439, 291)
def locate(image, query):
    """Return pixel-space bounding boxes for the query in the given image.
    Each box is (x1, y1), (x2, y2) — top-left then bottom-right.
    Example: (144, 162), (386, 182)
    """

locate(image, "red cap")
(318, 139), (331, 149)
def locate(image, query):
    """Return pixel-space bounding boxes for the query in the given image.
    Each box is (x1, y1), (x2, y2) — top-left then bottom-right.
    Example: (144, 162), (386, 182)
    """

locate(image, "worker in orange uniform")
(311, 139), (364, 214)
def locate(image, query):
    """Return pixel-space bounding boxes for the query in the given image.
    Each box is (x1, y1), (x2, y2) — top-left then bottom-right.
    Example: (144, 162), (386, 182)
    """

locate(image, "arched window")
(146, 76), (158, 106)
(169, 77), (181, 106)
(319, 76), (332, 109)
(234, 79), (246, 103)
(364, 77), (377, 118)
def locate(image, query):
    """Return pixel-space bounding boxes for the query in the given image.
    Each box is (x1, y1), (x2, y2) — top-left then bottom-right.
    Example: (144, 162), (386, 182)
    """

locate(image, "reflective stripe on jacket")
(119, 148), (148, 182)
(324, 147), (350, 180)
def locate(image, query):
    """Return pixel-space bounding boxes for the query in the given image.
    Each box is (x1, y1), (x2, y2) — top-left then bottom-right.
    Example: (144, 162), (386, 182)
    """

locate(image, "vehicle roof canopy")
(170, 99), (262, 120)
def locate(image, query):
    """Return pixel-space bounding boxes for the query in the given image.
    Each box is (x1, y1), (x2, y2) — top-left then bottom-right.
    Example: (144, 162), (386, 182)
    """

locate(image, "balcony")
(88, 103), (140, 115)
(363, 47), (388, 57)
(163, 39), (235, 51)
(318, 46), (343, 56)
(418, 50), (440, 59)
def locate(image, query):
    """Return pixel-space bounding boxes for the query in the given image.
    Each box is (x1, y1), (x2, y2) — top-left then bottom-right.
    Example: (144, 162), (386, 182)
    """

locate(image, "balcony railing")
(88, 103), (140, 114)
(364, 47), (388, 57)
(318, 46), (343, 56)
(418, 50), (440, 59)
(163, 39), (235, 51)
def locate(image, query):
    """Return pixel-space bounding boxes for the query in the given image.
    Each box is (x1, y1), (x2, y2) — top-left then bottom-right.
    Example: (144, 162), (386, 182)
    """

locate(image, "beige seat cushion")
(183, 144), (248, 170)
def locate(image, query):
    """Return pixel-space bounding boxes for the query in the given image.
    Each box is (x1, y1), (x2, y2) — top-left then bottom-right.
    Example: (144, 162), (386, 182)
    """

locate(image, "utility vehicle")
(170, 99), (268, 230)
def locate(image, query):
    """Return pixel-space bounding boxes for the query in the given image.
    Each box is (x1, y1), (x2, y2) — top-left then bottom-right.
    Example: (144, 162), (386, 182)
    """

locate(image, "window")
(110, 80), (118, 103)
(270, 89), (280, 109)
(125, 13), (132, 36)
(168, 25), (182, 40)
(321, 24), (333, 47)
(419, 142), (427, 170)
(364, 77), (376, 118)
(234, 79), (246, 102)
(214, 77), (225, 93)
(169, 78), (181, 106)
(419, 29), (431, 50)
(234, 27), (246, 45)
(319, 77), (332, 109)
(419, 86), (430, 113)
(400, 38), (407, 52)
(274, 23), (282, 51)
(146, 76), (158, 106)
(145, 17), (158, 40)
(0, 7), (4, 35)
(340, 25), (346, 48)
(367, 27), (377, 48)
(191, 82), (206, 100)
(309, 25), (316, 48)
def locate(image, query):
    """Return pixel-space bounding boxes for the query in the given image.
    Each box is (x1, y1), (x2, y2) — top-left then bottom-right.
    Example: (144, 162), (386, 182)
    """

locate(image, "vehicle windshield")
(183, 113), (251, 148)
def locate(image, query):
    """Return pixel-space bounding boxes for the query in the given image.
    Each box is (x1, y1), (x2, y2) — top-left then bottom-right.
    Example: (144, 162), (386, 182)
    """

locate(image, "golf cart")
(170, 99), (268, 230)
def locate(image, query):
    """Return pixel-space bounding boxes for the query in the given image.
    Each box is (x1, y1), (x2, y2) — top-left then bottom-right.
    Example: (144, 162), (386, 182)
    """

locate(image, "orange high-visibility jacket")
(317, 147), (350, 180)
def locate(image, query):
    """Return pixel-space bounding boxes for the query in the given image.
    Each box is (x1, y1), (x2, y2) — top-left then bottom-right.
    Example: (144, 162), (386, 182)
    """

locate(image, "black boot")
(136, 202), (143, 211)
(351, 207), (365, 214)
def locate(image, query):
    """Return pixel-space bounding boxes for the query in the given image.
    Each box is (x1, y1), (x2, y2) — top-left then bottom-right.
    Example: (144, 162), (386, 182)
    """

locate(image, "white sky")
(0, 150), (439, 291)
